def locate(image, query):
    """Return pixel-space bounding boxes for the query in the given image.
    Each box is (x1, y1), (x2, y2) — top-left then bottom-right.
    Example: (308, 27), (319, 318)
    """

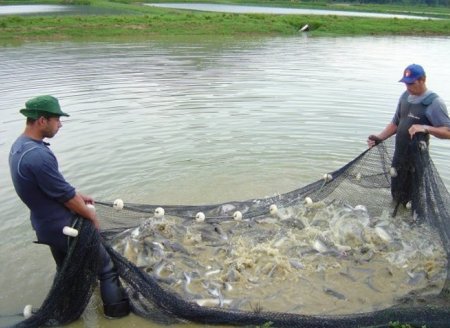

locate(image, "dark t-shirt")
(9, 134), (75, 245)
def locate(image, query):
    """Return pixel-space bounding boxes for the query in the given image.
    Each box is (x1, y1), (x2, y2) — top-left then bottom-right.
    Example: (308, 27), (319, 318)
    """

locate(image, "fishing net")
(8, 135), (450, 327)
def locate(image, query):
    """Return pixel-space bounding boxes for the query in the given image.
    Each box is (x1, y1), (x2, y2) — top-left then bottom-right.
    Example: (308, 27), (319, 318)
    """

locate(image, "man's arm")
(411, 97), (450, 139)
(64, 192), (99, 229)
(409, 124), (450, 140)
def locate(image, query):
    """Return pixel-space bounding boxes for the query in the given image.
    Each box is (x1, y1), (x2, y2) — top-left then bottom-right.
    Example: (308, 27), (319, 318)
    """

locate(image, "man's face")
(405, 78), (426, 96)
(41, 116), (62, 138)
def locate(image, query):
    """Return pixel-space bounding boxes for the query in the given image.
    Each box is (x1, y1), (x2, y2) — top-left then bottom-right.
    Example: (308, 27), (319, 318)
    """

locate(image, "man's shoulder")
(11, 136), (53, 162)
(425, 90), (446, 108)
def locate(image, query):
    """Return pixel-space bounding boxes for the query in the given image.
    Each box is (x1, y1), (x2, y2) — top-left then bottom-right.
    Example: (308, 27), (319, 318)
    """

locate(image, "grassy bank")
(1, 0), (450, 43)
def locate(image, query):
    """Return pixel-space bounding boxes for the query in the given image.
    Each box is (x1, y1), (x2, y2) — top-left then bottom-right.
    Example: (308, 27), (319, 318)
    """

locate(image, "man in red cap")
(367, 64), (450, 207)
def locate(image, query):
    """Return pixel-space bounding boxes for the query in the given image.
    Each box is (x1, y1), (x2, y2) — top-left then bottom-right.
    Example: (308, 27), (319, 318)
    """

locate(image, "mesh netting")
(8, 136), (450, 327)
(12, 219), (100, 328)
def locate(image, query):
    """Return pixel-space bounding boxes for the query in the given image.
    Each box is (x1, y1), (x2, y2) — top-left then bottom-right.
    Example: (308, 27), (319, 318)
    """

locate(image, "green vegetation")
(1, 0), (450, 43)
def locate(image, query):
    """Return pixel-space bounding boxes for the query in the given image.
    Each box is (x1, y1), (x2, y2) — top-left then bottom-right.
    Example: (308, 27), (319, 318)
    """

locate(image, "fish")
(281, 217), (305, 230)
(123, 239), (139, 263)
(256, 217), (279, 225)
(136, 249), (151, 268)
(364, 275), (381, 293)
(213, 224), (229, 241)
(288, 258), (305, 270)
(178, 271), (202, 299)
(109, 198), (447, 317)
(339, 268), (357, 282)
(205, 269), (221, 277)
(224, 267), (242, 282)
(323, 287), (347, 300)
(374, 226), (393, 243)
(194, 298), (232, 307)
(312, 239), (328, 254)
(161, 239), (190, 255)
(407, 271), (427, 286)
(196, 226), (227, 244)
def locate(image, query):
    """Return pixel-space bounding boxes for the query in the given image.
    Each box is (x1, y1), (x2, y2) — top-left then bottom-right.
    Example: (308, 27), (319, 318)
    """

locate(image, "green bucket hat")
(20, 95), (70, 119)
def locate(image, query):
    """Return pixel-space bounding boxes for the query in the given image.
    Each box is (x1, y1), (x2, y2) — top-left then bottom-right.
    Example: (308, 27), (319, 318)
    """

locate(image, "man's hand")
(65, 193), (99, 229)
(409, 124), (429, 139)
(80, 193), (94, 205)
(367, 135), (382, 148)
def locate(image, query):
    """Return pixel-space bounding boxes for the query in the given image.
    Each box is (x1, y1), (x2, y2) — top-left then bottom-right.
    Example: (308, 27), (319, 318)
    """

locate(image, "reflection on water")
(1, 36), (450, 327)
(146, 3), (435, 20)
(0, 4), (132, 16)
(0, 5), (71, 15)
(0, 3), (435, 19)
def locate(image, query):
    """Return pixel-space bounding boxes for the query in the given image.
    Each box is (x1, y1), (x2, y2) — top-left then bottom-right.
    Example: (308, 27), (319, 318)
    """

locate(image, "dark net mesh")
(13, 219), (100, 328)
(9, 136), (450, 327)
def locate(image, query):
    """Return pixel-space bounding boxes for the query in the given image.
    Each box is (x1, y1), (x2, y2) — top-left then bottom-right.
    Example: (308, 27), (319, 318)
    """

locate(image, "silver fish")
(323, 287), (347, 300)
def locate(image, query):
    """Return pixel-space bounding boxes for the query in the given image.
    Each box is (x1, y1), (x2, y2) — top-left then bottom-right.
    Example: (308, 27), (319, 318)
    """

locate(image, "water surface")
(1, 35), (450, 327)
(146, 3), (436, 19)
(0, 4), (133, 16)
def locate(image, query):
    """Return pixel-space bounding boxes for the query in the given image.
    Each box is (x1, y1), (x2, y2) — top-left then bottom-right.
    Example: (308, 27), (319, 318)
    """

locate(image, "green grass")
(1, 0), (450, 43)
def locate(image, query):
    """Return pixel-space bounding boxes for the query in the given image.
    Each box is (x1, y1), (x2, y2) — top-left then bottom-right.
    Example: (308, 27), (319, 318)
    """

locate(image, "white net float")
(323, 173), (333, 182)
(23, 304), (33, 319)
(195, 212), (205, 222)
(390, 167), (398, 178)
(269, 204), (278, 215)
(154, 207), (165, 219)
(62, 226), (79, 237)
(233, 211), (242, 221)
(113, 198), (124, 210)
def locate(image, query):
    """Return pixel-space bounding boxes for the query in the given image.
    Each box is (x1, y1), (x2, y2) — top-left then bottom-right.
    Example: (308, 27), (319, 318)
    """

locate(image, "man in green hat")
(9, 95), (130, 319)
(19, 95), (70, 120)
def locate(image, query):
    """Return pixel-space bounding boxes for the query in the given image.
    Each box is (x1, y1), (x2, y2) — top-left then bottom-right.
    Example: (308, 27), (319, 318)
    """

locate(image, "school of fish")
(108, 200), (447, 315)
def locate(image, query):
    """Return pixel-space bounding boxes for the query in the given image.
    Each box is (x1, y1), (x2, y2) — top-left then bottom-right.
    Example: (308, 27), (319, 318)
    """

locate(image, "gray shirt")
(392, 90), (450, 128)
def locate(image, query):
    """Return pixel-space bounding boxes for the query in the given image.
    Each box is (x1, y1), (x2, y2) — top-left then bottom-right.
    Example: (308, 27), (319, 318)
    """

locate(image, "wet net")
(9, 136), (450, 327)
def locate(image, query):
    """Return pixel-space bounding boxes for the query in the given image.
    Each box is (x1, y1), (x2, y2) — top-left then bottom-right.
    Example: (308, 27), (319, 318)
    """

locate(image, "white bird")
(299, 24), (309, 32)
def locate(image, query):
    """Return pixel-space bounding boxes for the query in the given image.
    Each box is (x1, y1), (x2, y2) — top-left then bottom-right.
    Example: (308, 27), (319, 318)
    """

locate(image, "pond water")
(1, 35), (450, 327)
(0, 5), (71, 15)
(0, 3), (436, 19)
(0, 4), (132, 16)
(146, 3), (435, 19)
